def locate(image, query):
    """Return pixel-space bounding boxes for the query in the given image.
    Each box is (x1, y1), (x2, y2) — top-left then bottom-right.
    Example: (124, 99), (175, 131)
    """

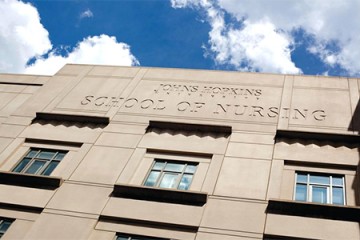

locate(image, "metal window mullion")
(307, 173), (310, 202)
(342, 176), (346, 205)
(20, 149), (40, 173)
(39, 151), (58, 175)
(174, 163), (187, 189)
(21, 155), (38, 174)
(293, 172), (298, 201)
(38, 159), (51, 175)
(329, 176), (333, 204)
(155, 161), (167, 187)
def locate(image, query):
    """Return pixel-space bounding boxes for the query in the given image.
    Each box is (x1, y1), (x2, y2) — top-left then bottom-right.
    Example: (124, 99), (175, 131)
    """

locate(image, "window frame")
(293, 172), (346, 205)
(11, 148), (67, 176)
(142, 160), (198, 191)
(0, 218), (13, 239)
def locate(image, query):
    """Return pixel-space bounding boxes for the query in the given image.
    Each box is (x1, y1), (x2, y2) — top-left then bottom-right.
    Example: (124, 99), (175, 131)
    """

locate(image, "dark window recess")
(0, 218), (13, 239)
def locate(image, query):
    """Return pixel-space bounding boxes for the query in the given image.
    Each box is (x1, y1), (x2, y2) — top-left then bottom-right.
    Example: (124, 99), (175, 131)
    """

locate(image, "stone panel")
(226, 142), (274, 160)
(95, 132), (142, 148)
(23, 213), (96, 240)
(96, 220), (196, 240)
(230, 132), (275, 144)
(143, 68), (284, 86)
(116, 80), (283, 124)
(102, 197), (204, 227)
(265, 214), (360, 240)
(0, 93), (32, 117)
(289, 88), (352, 129)
(0, 184), (54, 208)
(70, 146), (133, 184)
(0, 137), (12, 154)
(196, 232), (261, 240)
(201, 197), (267, 234)
(87, 65), (139, 78)
(46, 183), (112, 214)
(2, 219), (34, 240)
(0, 93), (17, 110)
(56, 77), (131, 112)
(293, 75), (348, 89)
(214, 157), (271, 200)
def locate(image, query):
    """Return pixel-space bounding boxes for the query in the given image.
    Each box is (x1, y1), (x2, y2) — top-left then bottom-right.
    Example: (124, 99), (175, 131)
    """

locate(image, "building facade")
(0, 64), (359, 239)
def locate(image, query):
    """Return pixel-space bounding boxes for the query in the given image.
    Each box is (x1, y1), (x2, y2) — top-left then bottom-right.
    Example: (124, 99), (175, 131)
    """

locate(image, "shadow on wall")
(349, 99), (360, 206)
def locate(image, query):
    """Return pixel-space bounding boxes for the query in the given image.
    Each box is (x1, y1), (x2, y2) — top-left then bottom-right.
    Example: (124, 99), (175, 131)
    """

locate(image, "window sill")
(267, 199), (360, 222)
(113, 184), (207, 206)
(0, 171), (63, 190)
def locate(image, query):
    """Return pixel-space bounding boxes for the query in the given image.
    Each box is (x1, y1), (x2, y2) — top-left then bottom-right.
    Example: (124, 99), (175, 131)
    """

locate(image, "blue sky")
(1, 0), (359, 77)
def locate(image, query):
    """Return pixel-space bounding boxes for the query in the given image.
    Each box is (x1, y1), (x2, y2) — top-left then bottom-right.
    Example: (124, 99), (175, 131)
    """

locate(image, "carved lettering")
(153, 99), (166, 110)
(214, 104), (230, 114)
(140, 99), (154, 109)
(177, 101), (190, 111)
(281, 108), (290, 119)
(293, 109), (308, 119)
(313, 110), (326, 121)
(81, 95), (94, 105)
(251, 106), (264, 117)
(78, 91), (327, 123)
(267, 107), (279, 118)
(94, 96), (108, 106)
(191, 102), (205, 112)
(105, 97), (123, 107)
(123, 98), (138, 108)
(234, 105), (248, 115)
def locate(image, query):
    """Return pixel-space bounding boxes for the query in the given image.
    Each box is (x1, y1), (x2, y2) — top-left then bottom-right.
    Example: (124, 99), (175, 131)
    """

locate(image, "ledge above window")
(0, 171), (63, 190)
(113, 184), (207, 206)
(267, 199), (360, 222)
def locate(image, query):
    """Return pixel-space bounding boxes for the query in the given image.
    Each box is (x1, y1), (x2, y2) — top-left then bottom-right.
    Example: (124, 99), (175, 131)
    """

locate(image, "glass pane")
(332, 187), (344, 205)
(37, 151), (56, 159)
(185, 165), (197, 173)
(332, 176), (343, 186)
(153, 161), (165, 170)
(25, 160), (46, 174)
(42, 161), (59, 176)
(295, 184), (307, 201)
(310, 175), (330, 185)
(0, 221), (11, 232)
(159, 173), (179, 189)
(26, 150), (38, 158)
(296, 173), (307, 183)
(178, 174), (193, 190)
(164, 163), (185, 172)
(144, 171), (160, 187)
(54, 153), (66, 161)
(12, 158), (31, 173)
(312, 186), (328, 203)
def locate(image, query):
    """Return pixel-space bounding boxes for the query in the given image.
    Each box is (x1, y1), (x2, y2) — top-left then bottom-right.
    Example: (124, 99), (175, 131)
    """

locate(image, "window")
(143, 160), (197, 190)
(12, 148), (66, 176)
(294, 172), (345, 205)
(0, 219), (13, 239)
(116, 234), (166, 240)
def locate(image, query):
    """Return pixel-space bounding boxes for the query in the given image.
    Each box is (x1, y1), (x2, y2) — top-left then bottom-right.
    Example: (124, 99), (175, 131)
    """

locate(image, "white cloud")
(0, 0), (139, 75)
(26, 35), (139, 75)
(0, 0), (52, 73)
(172, 0), (360, 76)
(171, 0), (300, 74)
(80, 9), (93, 19)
